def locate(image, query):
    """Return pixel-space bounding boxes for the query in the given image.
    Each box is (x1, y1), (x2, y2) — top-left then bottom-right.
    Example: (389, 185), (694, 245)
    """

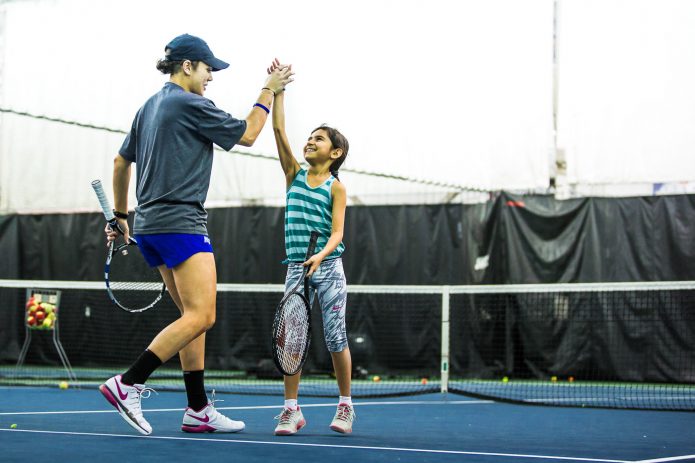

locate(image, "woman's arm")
(106, 154), (132, 244)
(238, 66), (294, 147)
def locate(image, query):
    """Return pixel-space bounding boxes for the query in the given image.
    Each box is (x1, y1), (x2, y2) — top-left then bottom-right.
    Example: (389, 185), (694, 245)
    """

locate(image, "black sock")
(121, 349), (163, 386)
(183, 370), (208, 411)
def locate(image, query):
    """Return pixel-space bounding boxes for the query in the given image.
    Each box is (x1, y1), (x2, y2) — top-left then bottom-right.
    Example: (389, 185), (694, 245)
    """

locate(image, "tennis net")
(1, 279), (693, 410)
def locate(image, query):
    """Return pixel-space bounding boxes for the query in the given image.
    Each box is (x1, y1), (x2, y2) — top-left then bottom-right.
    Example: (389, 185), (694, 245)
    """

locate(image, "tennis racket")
(271, 231), (319, 376)
(91, 179), (165, 313)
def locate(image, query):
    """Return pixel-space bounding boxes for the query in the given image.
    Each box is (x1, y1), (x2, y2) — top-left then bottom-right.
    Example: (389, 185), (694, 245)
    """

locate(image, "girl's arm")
(304, 180), (347, 276)
(272, 88), (301, 190)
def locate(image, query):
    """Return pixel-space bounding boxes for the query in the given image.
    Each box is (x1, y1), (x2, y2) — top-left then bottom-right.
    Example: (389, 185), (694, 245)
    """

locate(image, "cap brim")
(208, 56), (229, 72)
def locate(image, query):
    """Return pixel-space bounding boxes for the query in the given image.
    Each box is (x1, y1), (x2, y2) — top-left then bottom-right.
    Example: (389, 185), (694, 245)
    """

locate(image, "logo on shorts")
(203, 236), (211, 245)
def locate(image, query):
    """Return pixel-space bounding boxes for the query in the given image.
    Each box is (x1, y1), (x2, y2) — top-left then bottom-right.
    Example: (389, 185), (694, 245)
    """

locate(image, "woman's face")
(188, 61), (213, 96)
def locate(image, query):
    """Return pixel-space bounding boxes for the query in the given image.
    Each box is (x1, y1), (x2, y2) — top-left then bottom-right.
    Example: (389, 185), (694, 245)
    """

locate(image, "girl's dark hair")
(156, 53), (200, 75)
(312, 124), (349, 181)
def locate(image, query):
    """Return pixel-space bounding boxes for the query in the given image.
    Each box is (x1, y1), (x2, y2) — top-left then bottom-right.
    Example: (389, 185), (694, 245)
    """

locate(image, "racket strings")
(107, 244), (165, 312)
(109, 281), (165, 291)
(274, 294), (310, 374)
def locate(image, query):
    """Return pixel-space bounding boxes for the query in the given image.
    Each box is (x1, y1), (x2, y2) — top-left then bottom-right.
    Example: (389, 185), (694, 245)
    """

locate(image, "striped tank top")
(285, 169), (345, 262)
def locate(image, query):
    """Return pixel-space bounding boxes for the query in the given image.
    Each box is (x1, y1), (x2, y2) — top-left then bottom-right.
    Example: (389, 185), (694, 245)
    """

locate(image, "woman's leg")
(147, 252), (217, 362)
(158, 263), (209, 411)
(154, 252), (244, 433)
(156, 265), (207, 372)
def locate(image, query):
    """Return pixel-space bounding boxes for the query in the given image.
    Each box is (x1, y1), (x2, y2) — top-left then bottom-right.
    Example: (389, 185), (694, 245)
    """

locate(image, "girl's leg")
(312, 259), (355, 433)
(275, 264), (307, 435)
(330, 348), (352, 397)
(281, 262), (305, 402)
(276, 371), (306, 435)
(284, 372), (301, 400)
(314, 260), (350, 397)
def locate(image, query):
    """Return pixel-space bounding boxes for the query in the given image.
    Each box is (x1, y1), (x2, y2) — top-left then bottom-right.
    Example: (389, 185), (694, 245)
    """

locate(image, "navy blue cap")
(164, 34), (229, 72)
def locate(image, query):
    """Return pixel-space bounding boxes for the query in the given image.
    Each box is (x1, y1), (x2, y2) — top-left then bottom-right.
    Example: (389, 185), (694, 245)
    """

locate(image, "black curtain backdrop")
(3, 193), (693, 284)
(2, 193), (694, 380)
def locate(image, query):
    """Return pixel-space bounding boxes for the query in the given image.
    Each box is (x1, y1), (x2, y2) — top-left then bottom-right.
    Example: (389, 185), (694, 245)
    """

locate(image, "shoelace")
(209, 389), (223, 409)
(137, 386), (157, 400)
(198, 389), (222, 421)
(128, 385), (157, 414)
(335, 405), (354, 422)
(275, 408), (295, 424)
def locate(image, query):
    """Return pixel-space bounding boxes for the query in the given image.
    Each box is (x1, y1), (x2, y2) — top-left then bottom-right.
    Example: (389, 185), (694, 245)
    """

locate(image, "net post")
(440, 285), (450, 393)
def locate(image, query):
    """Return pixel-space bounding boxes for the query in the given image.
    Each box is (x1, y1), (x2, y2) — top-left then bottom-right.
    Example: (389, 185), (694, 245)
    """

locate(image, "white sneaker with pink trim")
(330, 403), (355, 434)
(181, 391), (245, 433)
(274, 407), (306, 435)
(99, 374), (154, 435)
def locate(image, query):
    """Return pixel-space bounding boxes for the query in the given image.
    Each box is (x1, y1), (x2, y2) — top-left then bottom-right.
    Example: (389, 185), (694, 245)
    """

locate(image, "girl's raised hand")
(267, 58), (291, 74)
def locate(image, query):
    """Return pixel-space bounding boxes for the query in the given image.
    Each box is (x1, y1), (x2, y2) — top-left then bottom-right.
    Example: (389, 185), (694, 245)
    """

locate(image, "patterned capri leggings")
(284, 258), (348, 352)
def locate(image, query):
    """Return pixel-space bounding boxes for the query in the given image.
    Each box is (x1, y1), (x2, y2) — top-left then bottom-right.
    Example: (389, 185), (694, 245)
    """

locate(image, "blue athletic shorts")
(134, 233), (213, 269)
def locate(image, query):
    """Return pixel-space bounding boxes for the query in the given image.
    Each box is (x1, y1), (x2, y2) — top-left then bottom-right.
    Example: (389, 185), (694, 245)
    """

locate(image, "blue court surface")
(1, 387), (694, 463)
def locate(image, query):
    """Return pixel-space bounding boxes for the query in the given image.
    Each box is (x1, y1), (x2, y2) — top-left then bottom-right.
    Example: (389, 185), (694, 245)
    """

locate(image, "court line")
(526, 398), (695, 403)
(634, 456), (695, 463)
(0, 399), (493, 416)
(0, 428), (630, 462)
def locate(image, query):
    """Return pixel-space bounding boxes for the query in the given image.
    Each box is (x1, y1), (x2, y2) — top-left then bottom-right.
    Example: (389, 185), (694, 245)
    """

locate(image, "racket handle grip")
(306, 231), (319, 257)
(91, 179), (116, 221)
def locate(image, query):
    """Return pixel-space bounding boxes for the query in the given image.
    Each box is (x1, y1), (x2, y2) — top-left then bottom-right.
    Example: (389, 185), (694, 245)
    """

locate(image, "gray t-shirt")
(119, 82), (246, 234)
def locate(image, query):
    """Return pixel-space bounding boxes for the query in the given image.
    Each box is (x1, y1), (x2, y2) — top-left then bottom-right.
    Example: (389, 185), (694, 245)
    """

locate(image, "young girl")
(268, 60), (354, 435)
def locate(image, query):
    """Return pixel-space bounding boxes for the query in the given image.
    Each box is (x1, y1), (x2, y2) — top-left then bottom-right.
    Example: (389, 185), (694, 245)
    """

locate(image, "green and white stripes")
(285, 170), (344, 262)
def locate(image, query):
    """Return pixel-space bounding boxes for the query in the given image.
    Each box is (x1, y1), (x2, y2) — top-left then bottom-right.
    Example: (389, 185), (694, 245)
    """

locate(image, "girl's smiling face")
(304, 129), (336, 164)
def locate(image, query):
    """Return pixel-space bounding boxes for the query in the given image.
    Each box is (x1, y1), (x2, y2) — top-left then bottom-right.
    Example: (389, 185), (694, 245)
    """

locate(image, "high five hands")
(265, 58), (294, 94)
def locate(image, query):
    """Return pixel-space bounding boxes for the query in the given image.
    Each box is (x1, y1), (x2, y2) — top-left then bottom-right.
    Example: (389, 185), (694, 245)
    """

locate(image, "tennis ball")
(502, 376), (509, 383)
(10, 424), (17, 429)
(420, 378), (428, 385)
(551, 376), (557, 382)
(372, 375), (381, 382)
(59, 381), (69, 390)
